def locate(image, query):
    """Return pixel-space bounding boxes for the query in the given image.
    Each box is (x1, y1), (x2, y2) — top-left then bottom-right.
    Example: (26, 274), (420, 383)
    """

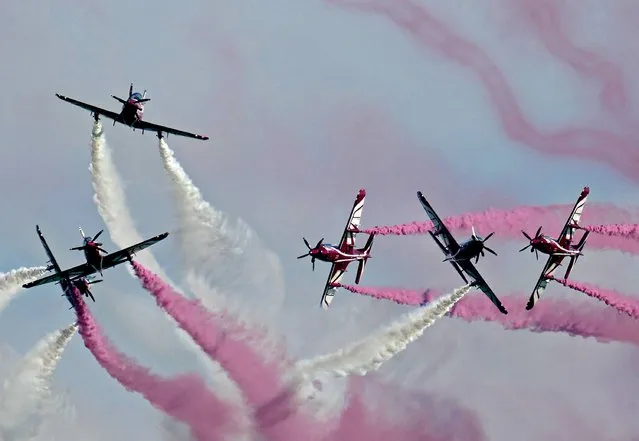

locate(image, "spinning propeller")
(470, 226), (498, 264)
(70, 229), (108, 253)
(519, 226), (543, 260)
(297, 237), (323, 271)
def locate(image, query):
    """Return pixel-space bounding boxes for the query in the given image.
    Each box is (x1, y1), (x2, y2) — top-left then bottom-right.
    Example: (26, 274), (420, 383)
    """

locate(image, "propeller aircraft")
(417, 191), (508, 314)
(520, 186), (591, 310)
(55, 83), (209, 141)
(23, 225), (169, 308)
(297, 189), (375, 310)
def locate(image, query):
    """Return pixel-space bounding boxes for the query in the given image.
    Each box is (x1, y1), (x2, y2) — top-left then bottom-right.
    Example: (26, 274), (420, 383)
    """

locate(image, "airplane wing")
(100, 232), (169, 270)
(23, 232), (169, 289)
(456, 259), (508, 314)
(556, 187), (590, 248)
(337, 189), (367, 253)
(55, 94), (122, 122)
(525, 254), (565, 310)
(36, 225), (62, 274)
(23, 262), (96, 288)
(131, 119), (209, 141)
(416, 191), (460, 255)
(320, 261), (349, 310)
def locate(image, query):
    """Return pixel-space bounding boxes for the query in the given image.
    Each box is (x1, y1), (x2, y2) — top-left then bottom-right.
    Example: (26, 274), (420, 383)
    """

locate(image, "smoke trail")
(70, 286), (238, 441)
(296, 285), (470, 378)
(333, 283), (430, 306)
(0, 266), (48, 314)
(88, 120), (232, 403)
(131, 261), (320, 441)
(88, 120), (169, 280)
(547, 275), (639, 319)
(324, 0), (639, 181)
(0, 323), (77, 439)
(444, 292), (639, 347)
(157, 138), (286, 309)
(157, 138), (249, 273)
(512, 0), (627, 113)
(581, 223), (639, 240)
(360, 203), (639, 254)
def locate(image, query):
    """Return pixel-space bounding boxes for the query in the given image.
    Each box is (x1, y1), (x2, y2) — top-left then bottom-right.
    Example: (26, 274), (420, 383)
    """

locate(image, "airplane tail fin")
(355, 234), (375, 284)
(564, 230), (590, 279)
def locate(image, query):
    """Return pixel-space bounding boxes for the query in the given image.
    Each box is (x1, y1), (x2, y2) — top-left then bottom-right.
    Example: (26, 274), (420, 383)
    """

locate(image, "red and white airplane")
(297, 189), (375, 310)
(520, 186), (591, 310)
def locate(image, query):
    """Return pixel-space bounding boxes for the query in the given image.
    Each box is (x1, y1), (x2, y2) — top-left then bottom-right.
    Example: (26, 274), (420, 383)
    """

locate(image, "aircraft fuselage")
(447, 237), (484, 262)
(83, 242), (104, 272)
(119, 100), (145, 126)
(530, 235), (579, 256)
(310, 244), (368, 264)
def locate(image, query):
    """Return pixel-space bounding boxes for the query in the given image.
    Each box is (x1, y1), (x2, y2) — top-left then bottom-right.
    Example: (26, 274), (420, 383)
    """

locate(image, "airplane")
(520, 186), (591, 310)
(297, 189), (375, 310)
(23, 225), (169, 307)
(416, 191), (508, 315)
(55, 83), (209, 141)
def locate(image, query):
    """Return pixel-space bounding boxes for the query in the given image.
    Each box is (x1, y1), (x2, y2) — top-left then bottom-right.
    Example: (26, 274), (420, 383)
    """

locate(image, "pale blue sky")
(1, 0), (639, 440)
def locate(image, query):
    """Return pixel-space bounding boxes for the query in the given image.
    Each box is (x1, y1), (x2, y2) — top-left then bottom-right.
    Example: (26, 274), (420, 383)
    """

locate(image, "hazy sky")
(1, 0), (639, 440)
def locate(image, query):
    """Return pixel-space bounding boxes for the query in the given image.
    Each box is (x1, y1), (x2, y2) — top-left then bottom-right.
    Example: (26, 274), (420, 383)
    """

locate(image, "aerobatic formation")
(2, 82), (639, 441)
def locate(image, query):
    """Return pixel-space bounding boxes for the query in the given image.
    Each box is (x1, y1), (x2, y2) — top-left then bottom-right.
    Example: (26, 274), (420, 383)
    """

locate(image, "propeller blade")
(315, 238), (324, 249)
(482, 232), (494, 242)
(535, 226), (542, 238)
(297, 253), (310, 259)
(484, 246), (497, 256)
(535, 249), (539, 260)
(471, 225), (477, 239)
(97, 247), (108, 254)
(519, 244), (531, 252)
(475, 254), (480, 264)
(93, 230), (104, 241)
(69, 246), (85, 251)
(303, 237), (311, 249)
(312, 257), (315, 271)
(521, 230), (533, 241)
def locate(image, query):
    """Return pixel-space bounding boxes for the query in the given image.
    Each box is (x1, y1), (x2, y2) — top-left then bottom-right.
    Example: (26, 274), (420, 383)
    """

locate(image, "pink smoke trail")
(437, 291), (639, 347)
(324, 0), (639, 182)
(326, 377), (486, 441)
(581, 223), (639, 240)
(333, 283), (430, 306)
(360, 203), (639, 254)
(130, 261), (320, 441)
(511, 0), (627, 113)
(546, 275), (639, 319)
(333, 282), (639, 346)
(69, 287), (235, 441)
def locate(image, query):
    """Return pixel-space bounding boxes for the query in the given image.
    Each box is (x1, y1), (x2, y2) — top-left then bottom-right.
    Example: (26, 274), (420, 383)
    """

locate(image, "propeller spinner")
(471, 225), (498, 264)
(519, 226), (543, 260)
(297, 237), (324, 271)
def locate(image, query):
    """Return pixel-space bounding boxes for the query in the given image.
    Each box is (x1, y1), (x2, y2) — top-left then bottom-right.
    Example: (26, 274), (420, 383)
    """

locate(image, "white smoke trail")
(295, 285), (471, 379)
(157, 138), (285, 317)
(157, 139), (249, 270)
(0, 266), (48, 314)
(0, 323), (77, 439)
(88, 122), (253, 438)
(88, 120), (169, 281)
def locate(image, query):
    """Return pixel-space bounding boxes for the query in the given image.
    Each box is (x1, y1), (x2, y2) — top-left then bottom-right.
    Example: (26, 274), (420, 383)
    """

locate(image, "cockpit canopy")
(130, 92), (143, 100)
